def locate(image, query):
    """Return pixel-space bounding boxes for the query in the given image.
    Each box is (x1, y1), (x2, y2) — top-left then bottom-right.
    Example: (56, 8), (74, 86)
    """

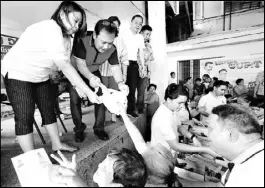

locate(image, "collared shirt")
(99, 36), (129, 77)
(1, 20), (70, 83)
(221, 140), (264, 187)
(198, 92), (227, 125)
(137, 42), (154, 78)
(71, 33), (119, 73)
(119, 22), (145, 61)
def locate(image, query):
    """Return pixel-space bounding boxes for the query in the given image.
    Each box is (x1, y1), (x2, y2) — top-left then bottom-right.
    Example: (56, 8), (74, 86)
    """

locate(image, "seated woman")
(49, 149), (148, 187)
(145, 83), (160, 141)
(116, 84), (219, 186)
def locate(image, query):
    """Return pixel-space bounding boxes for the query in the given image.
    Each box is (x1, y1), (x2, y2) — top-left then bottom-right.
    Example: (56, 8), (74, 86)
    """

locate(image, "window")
(178, 60), (201, 83)
(224, 1), (262, 13)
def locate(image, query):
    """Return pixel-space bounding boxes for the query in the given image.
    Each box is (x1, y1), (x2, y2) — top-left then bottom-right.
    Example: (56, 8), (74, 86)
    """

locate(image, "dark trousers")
(68, 71), (105, 133)
(136, 77), (148, 111)
(4, 74), (57, 135)
(126, 61), (139, 113)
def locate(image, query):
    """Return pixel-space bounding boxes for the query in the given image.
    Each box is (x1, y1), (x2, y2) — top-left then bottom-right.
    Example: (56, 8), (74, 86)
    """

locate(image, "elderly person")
(48, 149), (147, 187)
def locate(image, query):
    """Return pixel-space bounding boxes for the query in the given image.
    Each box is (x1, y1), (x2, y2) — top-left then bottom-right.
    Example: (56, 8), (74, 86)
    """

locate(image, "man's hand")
(89, 75), (101, 88)
(118, 82), (129, 96)
(85, 90), (102, 104)
(50, 151), (77, 172)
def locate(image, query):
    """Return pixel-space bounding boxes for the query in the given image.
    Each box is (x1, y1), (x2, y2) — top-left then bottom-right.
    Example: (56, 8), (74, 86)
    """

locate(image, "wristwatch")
(190, 134), (196, 140)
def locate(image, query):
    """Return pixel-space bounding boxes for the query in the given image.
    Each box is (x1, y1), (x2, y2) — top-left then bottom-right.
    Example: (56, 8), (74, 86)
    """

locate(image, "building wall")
(192, 1), (264, 37)
(166, 26), (264, 83)
(164, 1), (264, 85)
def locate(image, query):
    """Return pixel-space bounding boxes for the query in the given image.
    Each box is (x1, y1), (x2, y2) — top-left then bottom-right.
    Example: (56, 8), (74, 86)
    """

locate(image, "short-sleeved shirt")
(99, 36), (129, 77)
(151, 104), (181, 151)
(1, 20), (70, 83)
(255, 71), (264, 96)
(137, 42), (154, 78)
(72, 33), (119, 73)
(119, 23), (145, 61)
(221, 141), (264, 187)
(198, 92), (227, 124)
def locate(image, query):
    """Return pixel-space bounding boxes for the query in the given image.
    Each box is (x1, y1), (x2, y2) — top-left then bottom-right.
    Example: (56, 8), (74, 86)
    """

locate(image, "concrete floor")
(1, 104), (129, 187)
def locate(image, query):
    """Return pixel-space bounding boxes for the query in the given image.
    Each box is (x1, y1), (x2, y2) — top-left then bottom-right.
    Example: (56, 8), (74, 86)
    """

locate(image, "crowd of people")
(1, 1), (264, 187)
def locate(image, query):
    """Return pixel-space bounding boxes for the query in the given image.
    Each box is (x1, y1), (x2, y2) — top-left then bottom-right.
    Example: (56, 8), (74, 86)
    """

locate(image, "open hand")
(50, 151), (77, 172)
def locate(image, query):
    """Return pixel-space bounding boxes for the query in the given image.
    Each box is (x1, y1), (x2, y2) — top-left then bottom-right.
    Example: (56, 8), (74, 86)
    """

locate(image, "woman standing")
(1, 1), (101, 153)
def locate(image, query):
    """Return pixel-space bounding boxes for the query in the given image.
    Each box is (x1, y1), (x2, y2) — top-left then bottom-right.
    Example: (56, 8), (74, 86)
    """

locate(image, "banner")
(200, 56), (264, 88)
(1, 34), (19, 60)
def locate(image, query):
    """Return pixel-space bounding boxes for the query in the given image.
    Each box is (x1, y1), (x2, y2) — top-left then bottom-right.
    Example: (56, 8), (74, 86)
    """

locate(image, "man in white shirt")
(198, 80), (227, 125)
(179, 104), (264, 187)
(168, 72), (177, 85)
(119, 14), (146, 118)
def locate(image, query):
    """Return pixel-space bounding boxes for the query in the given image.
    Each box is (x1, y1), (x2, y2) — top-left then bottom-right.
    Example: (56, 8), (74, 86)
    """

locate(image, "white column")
(148, 1), (168, 101)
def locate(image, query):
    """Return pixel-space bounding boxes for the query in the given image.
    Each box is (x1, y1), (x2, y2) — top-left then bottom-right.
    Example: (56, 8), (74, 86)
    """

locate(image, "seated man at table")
(180, 104), (264, 187)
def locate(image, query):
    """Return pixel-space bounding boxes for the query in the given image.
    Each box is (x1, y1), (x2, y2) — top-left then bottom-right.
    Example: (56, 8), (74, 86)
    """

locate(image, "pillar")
(148, 1), (168, 101)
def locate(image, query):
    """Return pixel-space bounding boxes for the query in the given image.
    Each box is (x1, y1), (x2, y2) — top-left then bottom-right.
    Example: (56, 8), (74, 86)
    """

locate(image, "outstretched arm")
(118, 104), (149, 155)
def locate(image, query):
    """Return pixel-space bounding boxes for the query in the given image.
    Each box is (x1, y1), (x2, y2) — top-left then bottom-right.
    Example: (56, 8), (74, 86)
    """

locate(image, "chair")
(1, 92), (68, 145)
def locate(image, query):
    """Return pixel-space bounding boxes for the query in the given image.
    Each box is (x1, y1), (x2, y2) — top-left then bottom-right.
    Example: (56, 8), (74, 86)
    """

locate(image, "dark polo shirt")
(72, 33), (119, 73)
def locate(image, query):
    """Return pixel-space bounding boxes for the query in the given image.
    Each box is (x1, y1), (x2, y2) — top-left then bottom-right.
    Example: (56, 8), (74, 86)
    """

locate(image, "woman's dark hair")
(164, 84), (188, 101)
(94, 19), (118, 37)
(236, 78), (244, 85)
(147, 84), (157, 91)
(108, 16), (121, 26)
(51, 1), (87, 37)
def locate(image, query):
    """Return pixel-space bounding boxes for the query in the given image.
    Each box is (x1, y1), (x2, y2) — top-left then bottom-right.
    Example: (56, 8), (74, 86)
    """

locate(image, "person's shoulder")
(27, 20), (58, 31)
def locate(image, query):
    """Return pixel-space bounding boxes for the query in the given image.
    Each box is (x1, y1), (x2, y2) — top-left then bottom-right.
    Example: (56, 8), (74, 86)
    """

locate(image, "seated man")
(180, 104), (264, 187)
(198, 80), (227, 126)
(49, 149), (148, 187)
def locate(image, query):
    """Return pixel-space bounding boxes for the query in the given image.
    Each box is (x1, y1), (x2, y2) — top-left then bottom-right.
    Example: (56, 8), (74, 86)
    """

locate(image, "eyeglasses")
(102, 20), (117, 28)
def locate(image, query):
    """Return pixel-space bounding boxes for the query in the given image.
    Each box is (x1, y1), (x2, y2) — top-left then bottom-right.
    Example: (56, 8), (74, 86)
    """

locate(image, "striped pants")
(4, 74), (57, 135)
